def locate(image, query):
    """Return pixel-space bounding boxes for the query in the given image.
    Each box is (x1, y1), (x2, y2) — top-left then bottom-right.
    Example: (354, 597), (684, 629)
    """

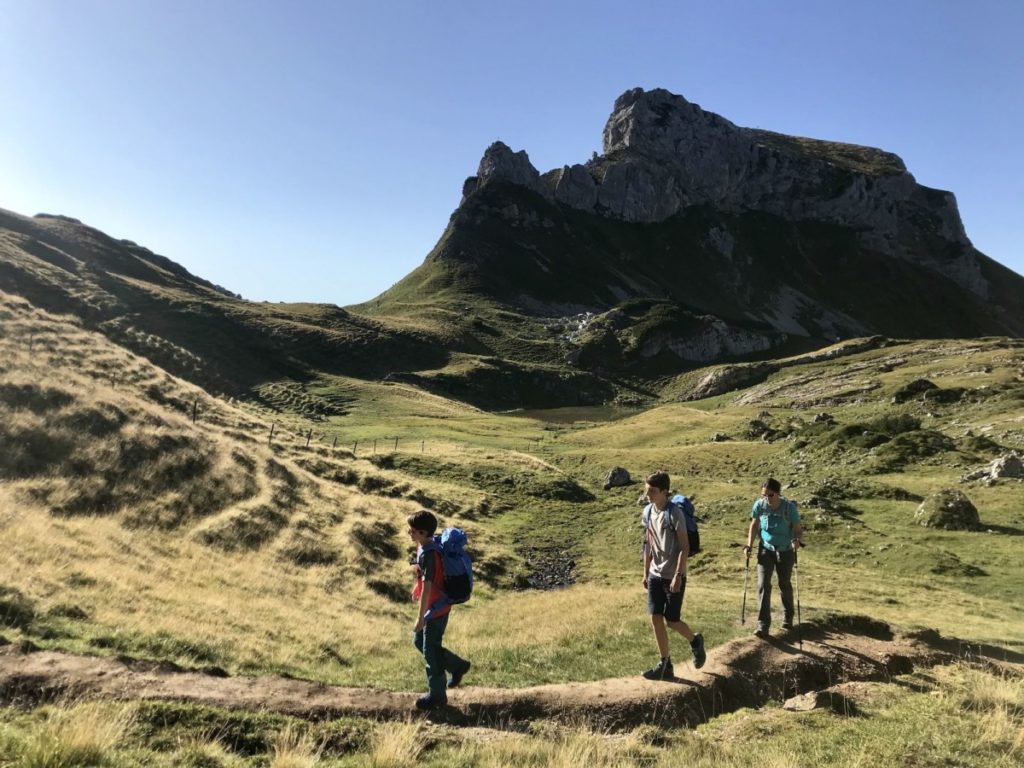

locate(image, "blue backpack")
(642, 495), (701, 556)
(424, 527), (473, 605)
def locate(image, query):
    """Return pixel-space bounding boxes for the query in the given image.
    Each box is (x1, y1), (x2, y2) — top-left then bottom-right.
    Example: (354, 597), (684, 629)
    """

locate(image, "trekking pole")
(794, 544), (802, 650)
(741, 548), (751, 624)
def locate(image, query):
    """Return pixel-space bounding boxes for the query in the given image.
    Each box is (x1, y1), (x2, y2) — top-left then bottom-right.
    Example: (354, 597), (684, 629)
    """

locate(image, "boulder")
(914, 489), (980, 531)
(603, 466), (631, 491)
(989, 452), (1024, 479)
(961, 451), (1024, 482)
(892, 379), (938, 404)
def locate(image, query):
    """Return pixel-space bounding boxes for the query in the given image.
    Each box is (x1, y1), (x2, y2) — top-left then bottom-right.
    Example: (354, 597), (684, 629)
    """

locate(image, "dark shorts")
(647, 576), (686, 622)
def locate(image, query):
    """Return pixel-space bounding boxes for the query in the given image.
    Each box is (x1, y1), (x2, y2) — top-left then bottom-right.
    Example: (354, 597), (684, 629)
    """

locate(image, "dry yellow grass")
(0, 291), (517, 682)
(369, 720), (427, 768)
(15, 702), (135, 768)
(270, 723), (324, 768)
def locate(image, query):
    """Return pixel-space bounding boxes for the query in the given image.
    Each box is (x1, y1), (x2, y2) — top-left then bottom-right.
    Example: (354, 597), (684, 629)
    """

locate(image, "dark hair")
(762, 477), (782, 494)
(407, 509), (438, 535)
(645, 470), (671, 492)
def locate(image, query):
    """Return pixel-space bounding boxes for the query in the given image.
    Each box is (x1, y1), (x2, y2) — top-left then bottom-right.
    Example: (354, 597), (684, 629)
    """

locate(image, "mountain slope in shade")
(366, 88), (1023, 371)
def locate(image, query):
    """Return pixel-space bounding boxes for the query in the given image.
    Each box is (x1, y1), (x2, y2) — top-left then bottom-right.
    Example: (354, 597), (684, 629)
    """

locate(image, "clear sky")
(1, 1), (1021, 305)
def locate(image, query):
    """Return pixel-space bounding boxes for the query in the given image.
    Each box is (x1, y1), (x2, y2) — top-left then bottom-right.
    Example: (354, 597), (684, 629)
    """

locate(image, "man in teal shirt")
(744, 477), (803, 638)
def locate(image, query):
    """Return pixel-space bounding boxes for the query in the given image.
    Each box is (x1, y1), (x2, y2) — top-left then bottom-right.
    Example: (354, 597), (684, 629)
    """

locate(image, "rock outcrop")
(961, 451), (1024, 483)
(464, 87), (990, 298)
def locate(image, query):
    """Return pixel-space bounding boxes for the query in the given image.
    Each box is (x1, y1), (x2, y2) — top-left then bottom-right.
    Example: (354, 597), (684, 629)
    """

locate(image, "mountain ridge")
(2, 87), (1022, 409)
(366, 87), (1023, 371)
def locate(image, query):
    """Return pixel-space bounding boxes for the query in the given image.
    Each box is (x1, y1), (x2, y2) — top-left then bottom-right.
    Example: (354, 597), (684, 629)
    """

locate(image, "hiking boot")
(642, 658), (674, 681)
(691, 633), (707, 669)
(448, 661), (471, 689)
(781, 618), (794, 631)
(414, 693), (447, 710)
(754, 626), (769, 639)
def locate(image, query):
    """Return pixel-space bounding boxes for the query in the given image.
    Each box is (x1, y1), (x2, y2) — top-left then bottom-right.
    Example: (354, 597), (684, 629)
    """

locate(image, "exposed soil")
(518, 545), (577, 589)
(0, 615), (1020, 730)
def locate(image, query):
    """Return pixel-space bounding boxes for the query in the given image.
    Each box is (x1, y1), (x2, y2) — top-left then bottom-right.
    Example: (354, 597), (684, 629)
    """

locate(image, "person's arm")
(746, 516), (759, 553)
(641, 508), (651, 588)
(671, 523), (689, 593)
(791, 502), (804, 548)
(643, 535), (652, 589)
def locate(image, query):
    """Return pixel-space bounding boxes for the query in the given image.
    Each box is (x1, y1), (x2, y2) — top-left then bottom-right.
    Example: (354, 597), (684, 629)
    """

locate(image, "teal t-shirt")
(751, 497), (801, 551)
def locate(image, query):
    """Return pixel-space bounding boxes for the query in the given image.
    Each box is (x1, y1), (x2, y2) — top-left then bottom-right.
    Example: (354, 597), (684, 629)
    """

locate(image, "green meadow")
(2, 290), (1023, 765)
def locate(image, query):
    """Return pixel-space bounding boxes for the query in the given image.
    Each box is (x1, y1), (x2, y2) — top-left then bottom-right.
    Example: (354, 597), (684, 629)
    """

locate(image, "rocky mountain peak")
(601, 87), (738, 159)
(461, 87), (983, 296)
(462, 141), (550, 202)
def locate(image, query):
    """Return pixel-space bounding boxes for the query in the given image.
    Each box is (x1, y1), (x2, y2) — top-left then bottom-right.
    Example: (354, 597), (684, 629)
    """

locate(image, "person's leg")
(643, 578), (674, 679)
(647, 577), (670, 658)
(666, 577), (706, 668)
(776, 550), (795, 625)
(421, 613), (450, 701)
(440, 635), (470, 686)
(651, 613), (670, 658)
(756, 549), (777, 632)
(413, 628), (424, 654)
(665, 578), (694, 642)
(412, 626), (429, 694)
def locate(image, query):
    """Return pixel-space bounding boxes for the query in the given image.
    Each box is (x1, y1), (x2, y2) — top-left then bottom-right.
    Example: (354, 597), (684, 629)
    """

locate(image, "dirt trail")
(1, 616), (1019, 730)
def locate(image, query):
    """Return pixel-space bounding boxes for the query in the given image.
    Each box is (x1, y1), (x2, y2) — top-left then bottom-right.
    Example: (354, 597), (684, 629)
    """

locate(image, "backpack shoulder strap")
(666, 502), (678, 530)
(784, 499), (798, 527)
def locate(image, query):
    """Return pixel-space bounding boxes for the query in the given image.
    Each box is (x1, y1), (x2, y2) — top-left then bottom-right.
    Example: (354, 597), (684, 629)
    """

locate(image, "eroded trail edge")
(1, 616), (1019, 730)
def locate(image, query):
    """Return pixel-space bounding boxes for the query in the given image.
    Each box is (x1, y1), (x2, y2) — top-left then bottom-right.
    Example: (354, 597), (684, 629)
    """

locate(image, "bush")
(872, 430), (957, 471)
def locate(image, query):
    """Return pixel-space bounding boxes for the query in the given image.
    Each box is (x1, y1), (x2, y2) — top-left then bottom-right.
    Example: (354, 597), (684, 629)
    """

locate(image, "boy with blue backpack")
(640, 470), (707, 680)
(407, 509), (472, 710)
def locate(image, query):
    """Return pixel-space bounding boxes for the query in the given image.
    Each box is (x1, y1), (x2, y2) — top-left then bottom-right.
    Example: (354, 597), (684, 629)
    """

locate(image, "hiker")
(408, 509), (471, 710)
(640, 470), (707, 680)
(744, 477), (803, 638)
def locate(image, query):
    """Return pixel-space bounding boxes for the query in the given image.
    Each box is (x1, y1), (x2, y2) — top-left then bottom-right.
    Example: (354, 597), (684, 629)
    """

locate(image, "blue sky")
(1, 1), (1021, 305)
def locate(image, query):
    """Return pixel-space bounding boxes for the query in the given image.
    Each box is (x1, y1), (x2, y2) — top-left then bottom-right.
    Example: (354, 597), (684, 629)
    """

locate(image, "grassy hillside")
(2, 286), (1023, 764)
(365, 182), (1024, 344)
(0, 208), (452, 396)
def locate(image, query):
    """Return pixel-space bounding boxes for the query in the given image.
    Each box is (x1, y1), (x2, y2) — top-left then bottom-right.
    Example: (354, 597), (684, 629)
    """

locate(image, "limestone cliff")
(468, 87), (986, 297)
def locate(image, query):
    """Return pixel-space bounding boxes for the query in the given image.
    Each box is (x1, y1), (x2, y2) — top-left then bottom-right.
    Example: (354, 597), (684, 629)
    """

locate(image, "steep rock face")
(464, 141), (552, 202)
(466, 87), (988, 298)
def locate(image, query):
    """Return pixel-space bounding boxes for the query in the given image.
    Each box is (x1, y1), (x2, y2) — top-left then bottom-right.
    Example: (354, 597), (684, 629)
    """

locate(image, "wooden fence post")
(192, 400), (198, 424)
(353, 440), (358, 455)
(269, 423), (276, 444)
(394, 437), (399, 452)
(305, 429), (312, 447)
